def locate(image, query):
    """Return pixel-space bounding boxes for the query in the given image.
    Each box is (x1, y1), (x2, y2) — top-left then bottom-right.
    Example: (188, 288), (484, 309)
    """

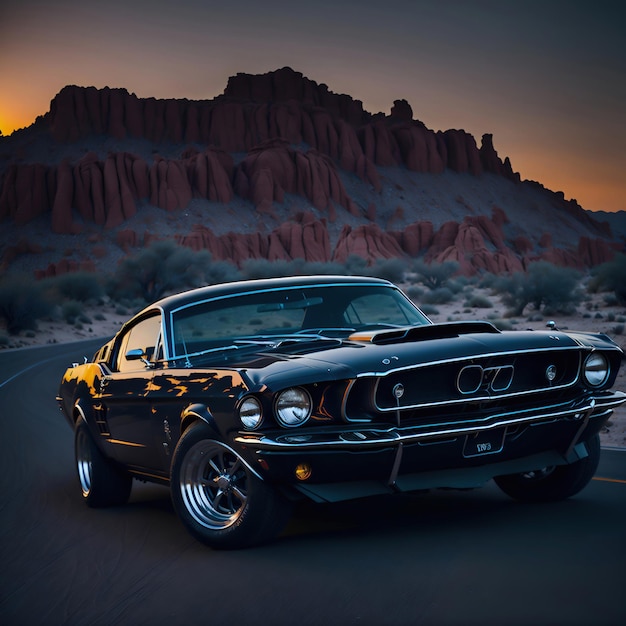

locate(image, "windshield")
(168, 284), (429, 358)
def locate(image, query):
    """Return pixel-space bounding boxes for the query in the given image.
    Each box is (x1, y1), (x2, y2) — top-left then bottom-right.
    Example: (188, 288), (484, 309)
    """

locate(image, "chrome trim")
(274, 387), (313, 428)
(357, 346), (584, 378)
(74, 401), (87, 425)
(342, 379), (372, 423)
(365, 350), (583, 414)
(456, 364), (483, 394)
(235, 391), (625, 452)
(583, 351), (610, 387)
(388, 442), (404, 487)
(565, 400), (594, 457)
(456, 364), (514, 395)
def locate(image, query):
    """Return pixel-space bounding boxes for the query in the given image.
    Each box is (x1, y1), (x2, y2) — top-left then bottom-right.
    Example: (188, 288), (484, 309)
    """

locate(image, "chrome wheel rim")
(76, 428), (93, 497)
(179, 441), (249, 530)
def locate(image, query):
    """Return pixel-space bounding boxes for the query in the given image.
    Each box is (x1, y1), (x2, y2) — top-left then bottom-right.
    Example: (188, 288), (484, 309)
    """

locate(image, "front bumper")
(234, 390), (625, 502)
(236, 390), (625, 452)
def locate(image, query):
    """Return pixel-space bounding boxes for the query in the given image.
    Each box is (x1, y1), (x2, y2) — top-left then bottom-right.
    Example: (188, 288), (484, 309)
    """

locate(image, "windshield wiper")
(235, 334), (342, 348)
(294, 328), (355, 337)
(176, 333), (346, 366)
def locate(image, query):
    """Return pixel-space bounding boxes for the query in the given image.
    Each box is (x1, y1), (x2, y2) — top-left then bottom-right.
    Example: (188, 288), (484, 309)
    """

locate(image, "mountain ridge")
(0, 67), (622, 279)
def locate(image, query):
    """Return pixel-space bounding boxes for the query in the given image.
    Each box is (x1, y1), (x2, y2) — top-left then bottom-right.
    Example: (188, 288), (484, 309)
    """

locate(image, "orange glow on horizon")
(1, 113), (34, 137)
(0, 97), (50, 136)
(0, 92), (622, 213)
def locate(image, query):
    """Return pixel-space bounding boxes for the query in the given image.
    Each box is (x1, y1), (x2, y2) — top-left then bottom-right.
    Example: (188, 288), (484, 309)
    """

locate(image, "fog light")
(295, 463), (312, 481)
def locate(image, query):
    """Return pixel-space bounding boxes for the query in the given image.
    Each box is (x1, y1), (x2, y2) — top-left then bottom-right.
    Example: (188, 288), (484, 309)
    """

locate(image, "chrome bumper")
(235, 390), (626, 452)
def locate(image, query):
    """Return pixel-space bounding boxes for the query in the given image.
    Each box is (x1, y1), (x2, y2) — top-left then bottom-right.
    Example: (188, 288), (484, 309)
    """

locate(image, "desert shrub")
(342, 255), (369, 276)
(204, 261), (241, 285)
(412, 260), (459, 290)
(61, 301), (83, 324)
(478, 272), (498, 289)
(49, 271), (104, 303)
(368, 258), (407, 283)
(241, 259), (304, 279)
(421, 287), (455, 305)
(463, 294), (493, 309)
(302, 261), (345, 276)
(493, 262), (581, 316)
(445, 279), (466, 294)
(108, 240), (215, 302)
(0, 274), (50, 335)
(418, 304), (440, 316)
(612, 323), (624, 335)
(588, 254), (626, 304)
(527, 313), (544, 322)
(405, 286), (424, 301)
(241, 257), (380, 281)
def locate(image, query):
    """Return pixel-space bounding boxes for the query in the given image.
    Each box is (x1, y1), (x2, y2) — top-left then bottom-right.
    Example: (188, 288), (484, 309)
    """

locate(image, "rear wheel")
(494, 435), (601, 502)
(74, 421), (132, 507)
(171, 423), (291, 549)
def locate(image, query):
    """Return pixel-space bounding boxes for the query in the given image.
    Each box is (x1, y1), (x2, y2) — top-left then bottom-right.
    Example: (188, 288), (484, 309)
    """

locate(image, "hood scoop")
(349, 321), (500, 345)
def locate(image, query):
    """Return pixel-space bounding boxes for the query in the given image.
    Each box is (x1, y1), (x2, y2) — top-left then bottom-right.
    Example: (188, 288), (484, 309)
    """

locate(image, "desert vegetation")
(1, 243), (625, 347)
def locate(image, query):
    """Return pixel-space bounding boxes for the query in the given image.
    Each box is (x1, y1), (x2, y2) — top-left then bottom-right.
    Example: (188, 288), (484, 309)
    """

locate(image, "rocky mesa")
(0, 67), (622, 278)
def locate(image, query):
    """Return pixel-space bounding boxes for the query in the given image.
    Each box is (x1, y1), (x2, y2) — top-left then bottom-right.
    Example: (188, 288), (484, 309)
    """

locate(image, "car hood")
(226, 324), (615, 391)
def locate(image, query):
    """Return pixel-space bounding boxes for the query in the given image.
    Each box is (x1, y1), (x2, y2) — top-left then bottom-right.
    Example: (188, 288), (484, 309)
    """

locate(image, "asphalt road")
(1, 339), (625, 626)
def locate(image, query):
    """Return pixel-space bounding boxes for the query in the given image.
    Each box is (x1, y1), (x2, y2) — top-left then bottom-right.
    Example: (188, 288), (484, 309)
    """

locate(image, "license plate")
(463, 428), (506, 458)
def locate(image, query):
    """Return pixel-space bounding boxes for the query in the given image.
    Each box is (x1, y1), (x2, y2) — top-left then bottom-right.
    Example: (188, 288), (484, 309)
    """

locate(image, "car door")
(98, 312), (166, 472)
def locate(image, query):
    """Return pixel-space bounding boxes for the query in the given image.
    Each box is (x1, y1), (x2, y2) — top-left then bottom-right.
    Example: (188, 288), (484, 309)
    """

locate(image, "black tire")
(494, 434), (601, 502)
(74, 421), (132, 507)
(170, 422), (291, 549)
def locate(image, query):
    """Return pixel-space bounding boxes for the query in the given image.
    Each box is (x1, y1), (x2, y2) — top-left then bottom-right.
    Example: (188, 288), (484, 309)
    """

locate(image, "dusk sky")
(1, 0), (624, 213)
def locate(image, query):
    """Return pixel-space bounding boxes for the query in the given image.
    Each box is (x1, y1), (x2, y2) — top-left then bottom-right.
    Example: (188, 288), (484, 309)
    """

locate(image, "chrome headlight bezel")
(274, 387), (312, 428)
(238, 396), (263, 430)
(583, 352), (609, 387)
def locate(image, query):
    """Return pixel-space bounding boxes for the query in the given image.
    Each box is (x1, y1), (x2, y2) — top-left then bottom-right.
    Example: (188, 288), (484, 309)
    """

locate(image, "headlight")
(239, 396), (263, 429)
(275, 387), (312, 427)
(583, 353), (609, 387)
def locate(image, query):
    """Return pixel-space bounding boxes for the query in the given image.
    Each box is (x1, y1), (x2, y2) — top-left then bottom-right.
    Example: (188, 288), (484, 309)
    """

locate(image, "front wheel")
(494, 435), (601, 502)
(74, 421), (132, 507)
(170, 423), (291, 549)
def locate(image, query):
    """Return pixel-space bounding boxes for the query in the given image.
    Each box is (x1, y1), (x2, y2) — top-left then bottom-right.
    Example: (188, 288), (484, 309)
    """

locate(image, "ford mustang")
(57, 276), (625, 548)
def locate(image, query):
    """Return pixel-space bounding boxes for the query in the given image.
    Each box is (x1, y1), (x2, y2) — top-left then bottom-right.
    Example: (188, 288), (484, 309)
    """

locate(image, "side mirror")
(125, 348), (155, 368)
(125, 348), (145, 361)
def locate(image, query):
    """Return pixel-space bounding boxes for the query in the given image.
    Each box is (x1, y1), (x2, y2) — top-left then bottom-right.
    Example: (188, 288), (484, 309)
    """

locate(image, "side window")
(115, 315), (162, 373)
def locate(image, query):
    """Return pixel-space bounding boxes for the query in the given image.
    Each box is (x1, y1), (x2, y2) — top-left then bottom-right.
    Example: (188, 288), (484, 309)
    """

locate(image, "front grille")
(344, 349), (582, 422)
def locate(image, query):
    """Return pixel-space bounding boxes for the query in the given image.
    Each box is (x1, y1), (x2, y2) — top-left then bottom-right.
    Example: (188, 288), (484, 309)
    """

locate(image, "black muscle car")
(58, 275), (625, 548)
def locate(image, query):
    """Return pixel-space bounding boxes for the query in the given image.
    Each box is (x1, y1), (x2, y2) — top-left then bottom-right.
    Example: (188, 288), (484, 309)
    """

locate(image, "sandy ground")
(2, 285), (625, 447)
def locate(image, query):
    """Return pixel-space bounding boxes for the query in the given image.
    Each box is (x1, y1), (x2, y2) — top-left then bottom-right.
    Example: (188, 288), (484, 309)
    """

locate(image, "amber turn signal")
(295, 463), (312, 481)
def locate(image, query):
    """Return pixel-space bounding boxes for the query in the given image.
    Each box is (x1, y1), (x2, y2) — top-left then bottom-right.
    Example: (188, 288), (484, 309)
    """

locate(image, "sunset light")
(1, 1), (624, 213)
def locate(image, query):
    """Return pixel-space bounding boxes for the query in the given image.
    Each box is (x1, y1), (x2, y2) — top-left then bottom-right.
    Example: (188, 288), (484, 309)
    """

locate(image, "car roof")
(141, 275), (394, 317)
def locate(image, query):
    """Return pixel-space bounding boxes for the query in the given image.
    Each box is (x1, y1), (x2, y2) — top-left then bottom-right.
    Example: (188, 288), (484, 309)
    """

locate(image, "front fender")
(180, 403), (221, 439)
